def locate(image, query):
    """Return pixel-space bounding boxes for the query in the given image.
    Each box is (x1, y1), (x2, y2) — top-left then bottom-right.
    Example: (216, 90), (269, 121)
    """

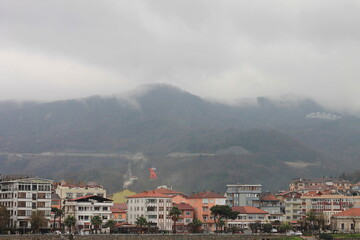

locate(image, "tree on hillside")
(135, 216), (148, 233)
(30, 211), (48, 233)
(189, 218), (203, 233)
(91, 215), (103, 234)
(210, 205), (238, 232)
(64, 215), (76, 234)
(169, 206), (182, 234)
(0, 205), (10, 230)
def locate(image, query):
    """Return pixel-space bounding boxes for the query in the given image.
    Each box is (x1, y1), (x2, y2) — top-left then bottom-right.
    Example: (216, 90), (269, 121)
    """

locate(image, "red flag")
(149, 168), (157, 180)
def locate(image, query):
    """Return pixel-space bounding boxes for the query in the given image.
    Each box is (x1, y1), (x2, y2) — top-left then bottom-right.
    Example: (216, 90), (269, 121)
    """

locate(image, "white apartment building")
(227, 206), (269, 230)
(0, 176), (52, 230)
(64, 195), (113, 234)
(127, 190), (173, 231)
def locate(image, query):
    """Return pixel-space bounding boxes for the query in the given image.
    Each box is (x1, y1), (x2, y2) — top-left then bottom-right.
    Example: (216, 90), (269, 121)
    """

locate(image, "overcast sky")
(1, 0), (360, 112)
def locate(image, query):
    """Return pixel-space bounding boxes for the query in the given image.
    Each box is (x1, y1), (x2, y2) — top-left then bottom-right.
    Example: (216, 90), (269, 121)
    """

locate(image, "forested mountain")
(0, 84), (359, 193)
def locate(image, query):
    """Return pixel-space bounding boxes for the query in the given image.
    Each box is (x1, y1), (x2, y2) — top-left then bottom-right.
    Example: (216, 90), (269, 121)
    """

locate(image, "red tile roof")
(232, 206), (268, 214)
(187, 191), (226, 199)
(173, 203), (194, 211)
(111, 203), (127, 213)
(261, 194), (278, 201)
(127, 190), (171, 198)
(153, 187), (182, 195)
(333, 208), (360, 217)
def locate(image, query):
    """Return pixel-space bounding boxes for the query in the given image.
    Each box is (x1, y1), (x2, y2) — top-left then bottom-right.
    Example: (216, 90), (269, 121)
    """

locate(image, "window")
(76, 193), (83, 198)
(185, 211), (191, 216)
(66, 193), (73, 199)
(203, 199), (208, 204)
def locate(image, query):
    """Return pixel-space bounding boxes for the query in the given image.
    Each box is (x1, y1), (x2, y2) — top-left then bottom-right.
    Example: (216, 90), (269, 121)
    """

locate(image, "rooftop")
(333, 208), (360, 217)
(232, 206), (269, 214)
(188, 191), (226, 199)
(173, 203), (194, 211)
(127, 190), (172, 199)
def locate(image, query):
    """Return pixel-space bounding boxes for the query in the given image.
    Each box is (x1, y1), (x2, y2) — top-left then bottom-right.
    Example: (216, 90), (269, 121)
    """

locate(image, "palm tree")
(104, 219), (116, 233)
(64, 215), (76, 234)
(189, 218), (202, 233)
(51, 207), (63, 231)
(91, 215), (103, 234)
(135, 216), (148, 233)
(169, 206), (182, 234)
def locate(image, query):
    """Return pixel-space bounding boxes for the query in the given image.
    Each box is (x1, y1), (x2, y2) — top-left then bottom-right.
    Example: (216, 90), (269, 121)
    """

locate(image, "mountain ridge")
(0, 84), (358, 193)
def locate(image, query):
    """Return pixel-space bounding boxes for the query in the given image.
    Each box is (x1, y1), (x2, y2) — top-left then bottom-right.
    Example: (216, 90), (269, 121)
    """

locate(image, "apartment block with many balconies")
(0, 175), (52, 231)
(127, 190), (173, 231)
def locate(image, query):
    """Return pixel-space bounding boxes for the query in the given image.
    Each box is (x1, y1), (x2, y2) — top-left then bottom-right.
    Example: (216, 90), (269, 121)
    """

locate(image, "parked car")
(294, 231), (303, 236)
(271, 228), (278, 233)
(286, 231), (295, 236)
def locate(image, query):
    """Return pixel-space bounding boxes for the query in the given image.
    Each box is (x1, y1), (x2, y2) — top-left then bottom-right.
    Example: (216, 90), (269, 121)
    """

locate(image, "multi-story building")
(127, 190), (173, 231)
(111, 203), (127, 224)
(301, 193), (360, 225)
(64, 195), (113, 234)
(227, 206), (269, 230)
(173, 203), (194, 232)
(290, 178), (351, 191)
(225, 184), (262, 207)
(351, 182), (360, 192)
(0, 175), (52, 231)
(279, 191), (303, 223)
(187, 191), (226, 232)
(260, 192), (285, 224)
(54, 182), (106, 200)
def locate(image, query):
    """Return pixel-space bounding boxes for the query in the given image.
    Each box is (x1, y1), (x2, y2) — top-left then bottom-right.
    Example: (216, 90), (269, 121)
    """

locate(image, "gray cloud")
(1, 0), (360, 112)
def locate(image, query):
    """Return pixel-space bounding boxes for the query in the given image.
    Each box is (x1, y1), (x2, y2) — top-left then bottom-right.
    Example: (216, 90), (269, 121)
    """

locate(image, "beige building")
(290, 178), (351, 191)
(301, 194), (360, 225)
(331, 208), (360, 233)
(55, 182), (106, 200)
(279, 191), (303, 223)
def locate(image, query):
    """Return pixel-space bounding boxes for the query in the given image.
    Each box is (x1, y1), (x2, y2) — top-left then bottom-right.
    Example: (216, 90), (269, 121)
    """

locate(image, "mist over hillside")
(0, 84), (358, 193)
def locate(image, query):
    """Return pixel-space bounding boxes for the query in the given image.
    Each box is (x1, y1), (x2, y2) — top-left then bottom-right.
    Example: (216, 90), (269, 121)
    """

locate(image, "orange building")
(187, 191), (226, 232)
(111, 203), (127, 223)
(173, 203), (194, 232)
